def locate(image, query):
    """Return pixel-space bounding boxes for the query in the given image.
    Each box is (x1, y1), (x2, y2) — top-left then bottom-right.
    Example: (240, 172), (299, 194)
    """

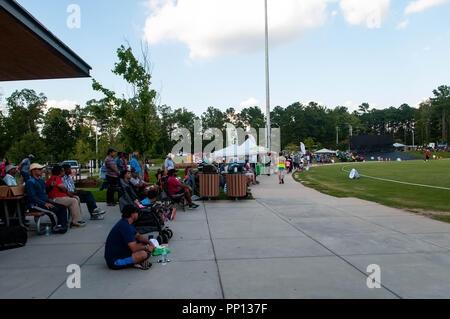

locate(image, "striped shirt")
(62, 175), (76, 193)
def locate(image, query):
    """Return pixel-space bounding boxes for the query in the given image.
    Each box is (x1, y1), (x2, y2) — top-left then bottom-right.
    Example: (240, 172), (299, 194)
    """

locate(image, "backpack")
(0, 226), (28, 251)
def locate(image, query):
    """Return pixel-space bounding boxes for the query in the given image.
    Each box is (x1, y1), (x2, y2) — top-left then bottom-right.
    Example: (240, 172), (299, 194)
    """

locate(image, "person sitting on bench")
(167, 169), (199, 209)
(104, 205), (155, 270)
(3, 164), (18, 186)
(61, 164), (106, 220)
(25, 163), (68, 233)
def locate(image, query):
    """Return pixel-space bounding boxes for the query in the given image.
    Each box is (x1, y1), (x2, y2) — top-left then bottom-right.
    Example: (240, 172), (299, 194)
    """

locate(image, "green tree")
(73, 138), (95, 167)
(41, 108), (77, 162)
(202, 107), (226, 131)
(431, 85), (450, 143)
(240, 106), (266, 130)
(358, 102), (370, 115)
(4, 89), (46, 141)
(304, 137), (315, 151)
(93, 45), (160, 158)
(6, 131), (47, 164)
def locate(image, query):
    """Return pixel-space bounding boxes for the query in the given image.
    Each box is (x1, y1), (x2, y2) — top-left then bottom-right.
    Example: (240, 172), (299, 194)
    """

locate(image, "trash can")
(199, 174), (220, 198)
(225, 174), (248, 198)
(256, 164), (262, 175)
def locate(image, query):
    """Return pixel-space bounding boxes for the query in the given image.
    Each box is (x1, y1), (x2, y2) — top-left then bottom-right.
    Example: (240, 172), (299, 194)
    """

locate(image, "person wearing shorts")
(277, 152), (286, 184)
(104, 205), (156, 270)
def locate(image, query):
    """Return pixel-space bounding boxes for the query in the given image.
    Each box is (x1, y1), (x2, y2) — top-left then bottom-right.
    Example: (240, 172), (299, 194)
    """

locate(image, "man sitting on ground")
(104, 205), (155, 270)
(61, 164), (106, 220)
(167, 169), (199, 209)
(25, 163), (68, 233)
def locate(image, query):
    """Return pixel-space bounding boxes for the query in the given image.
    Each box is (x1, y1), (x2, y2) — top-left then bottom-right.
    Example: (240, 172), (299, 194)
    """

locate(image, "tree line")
(0, 45), (448, 165)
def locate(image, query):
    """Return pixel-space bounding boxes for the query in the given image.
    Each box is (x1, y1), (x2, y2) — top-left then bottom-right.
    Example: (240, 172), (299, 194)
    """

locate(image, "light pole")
(336, 126), (339, 147)
(264, 0), (271, 151)
(94, 120), (99, 175)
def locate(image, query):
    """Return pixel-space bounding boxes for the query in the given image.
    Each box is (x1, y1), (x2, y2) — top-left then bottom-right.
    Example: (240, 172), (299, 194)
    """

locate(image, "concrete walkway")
(1, 174), (449, 299)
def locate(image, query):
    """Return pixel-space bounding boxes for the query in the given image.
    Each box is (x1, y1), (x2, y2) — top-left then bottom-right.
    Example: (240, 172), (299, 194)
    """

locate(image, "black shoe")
(134, 260), (152, 270)
(52, 225), (68, 234)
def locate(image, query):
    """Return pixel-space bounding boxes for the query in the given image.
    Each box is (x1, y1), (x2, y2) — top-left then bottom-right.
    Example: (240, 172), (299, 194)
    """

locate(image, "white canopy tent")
(393, 143), (406, 148)
(211, 137), (270, 159)
(210, 144), (241, 158)
(314, 148), (337, 155)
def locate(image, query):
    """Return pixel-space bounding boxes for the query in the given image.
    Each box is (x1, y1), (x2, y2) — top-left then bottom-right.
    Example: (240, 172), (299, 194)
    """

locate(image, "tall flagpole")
(264, 0), (271, 151)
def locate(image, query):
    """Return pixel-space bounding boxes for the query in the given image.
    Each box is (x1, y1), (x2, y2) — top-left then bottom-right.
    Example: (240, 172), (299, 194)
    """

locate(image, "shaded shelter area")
(0, 0), (91, 81)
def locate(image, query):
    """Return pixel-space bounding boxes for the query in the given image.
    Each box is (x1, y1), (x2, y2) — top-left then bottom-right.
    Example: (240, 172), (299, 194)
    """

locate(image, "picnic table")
(1, 195), (26, 228)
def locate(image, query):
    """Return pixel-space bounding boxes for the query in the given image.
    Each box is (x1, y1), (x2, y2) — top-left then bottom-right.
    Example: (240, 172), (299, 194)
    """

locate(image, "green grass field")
(293, 160), (450, 221)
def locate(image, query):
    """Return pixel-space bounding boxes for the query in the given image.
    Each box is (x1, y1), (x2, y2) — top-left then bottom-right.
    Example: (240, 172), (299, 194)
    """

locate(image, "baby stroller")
(133, 203), (173, 244)
(118, 179), (173, 244)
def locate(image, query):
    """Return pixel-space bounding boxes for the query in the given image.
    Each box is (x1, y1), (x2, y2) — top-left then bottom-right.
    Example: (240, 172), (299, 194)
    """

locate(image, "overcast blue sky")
(1, 0), (450, 115)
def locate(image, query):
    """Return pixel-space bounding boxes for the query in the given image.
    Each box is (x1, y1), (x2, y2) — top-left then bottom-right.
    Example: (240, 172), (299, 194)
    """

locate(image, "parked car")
(61, 160), (79, 169)
(46, 163), (61, 169)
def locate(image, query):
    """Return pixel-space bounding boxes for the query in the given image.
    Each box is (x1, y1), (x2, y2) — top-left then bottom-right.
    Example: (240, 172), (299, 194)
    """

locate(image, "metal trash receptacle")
(199, 174), (220, 198)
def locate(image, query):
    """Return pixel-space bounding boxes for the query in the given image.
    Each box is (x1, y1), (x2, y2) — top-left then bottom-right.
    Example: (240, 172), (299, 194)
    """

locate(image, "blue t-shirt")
(104, 219), (137, 266)
(130, 158), (141, 176)
(21, 158), (31, 173)
(116, 158), (126, 173)
(164, 158), (174, 170)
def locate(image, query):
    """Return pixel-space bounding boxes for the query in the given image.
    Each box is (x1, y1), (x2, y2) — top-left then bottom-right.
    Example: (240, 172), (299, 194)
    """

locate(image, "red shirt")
(46, 176), (68, 198)
(167, 176), (181, 196)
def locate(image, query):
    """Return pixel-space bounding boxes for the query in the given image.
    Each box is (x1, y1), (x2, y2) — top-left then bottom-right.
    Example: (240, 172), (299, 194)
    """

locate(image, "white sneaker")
(94, 208), (107, 215)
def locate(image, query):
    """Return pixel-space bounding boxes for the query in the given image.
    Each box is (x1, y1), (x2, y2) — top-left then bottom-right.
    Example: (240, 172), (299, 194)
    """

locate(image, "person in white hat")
(3, 164), (18, 186)
(164, 153), (175, 173)
(25, 163), (68, 233)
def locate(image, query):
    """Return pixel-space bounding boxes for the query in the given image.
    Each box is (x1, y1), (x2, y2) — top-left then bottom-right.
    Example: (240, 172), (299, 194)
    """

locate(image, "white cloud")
(405, 0), (449, 14)
(396, 19), (409, 29)
(332, 10), (339, 16)
(339, 0), (390, 29)
(143, 0), (391, 59)
(423, 46), (431, 51)
(45, 99), (79, 111)
(144, 0), (332, 59)
(239, 97), (260, 108)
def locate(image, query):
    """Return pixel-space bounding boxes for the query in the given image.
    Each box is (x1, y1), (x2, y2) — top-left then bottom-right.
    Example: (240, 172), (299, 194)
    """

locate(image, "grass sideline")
(405, 150), (450, 159)
(293, 160), (450, 222)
